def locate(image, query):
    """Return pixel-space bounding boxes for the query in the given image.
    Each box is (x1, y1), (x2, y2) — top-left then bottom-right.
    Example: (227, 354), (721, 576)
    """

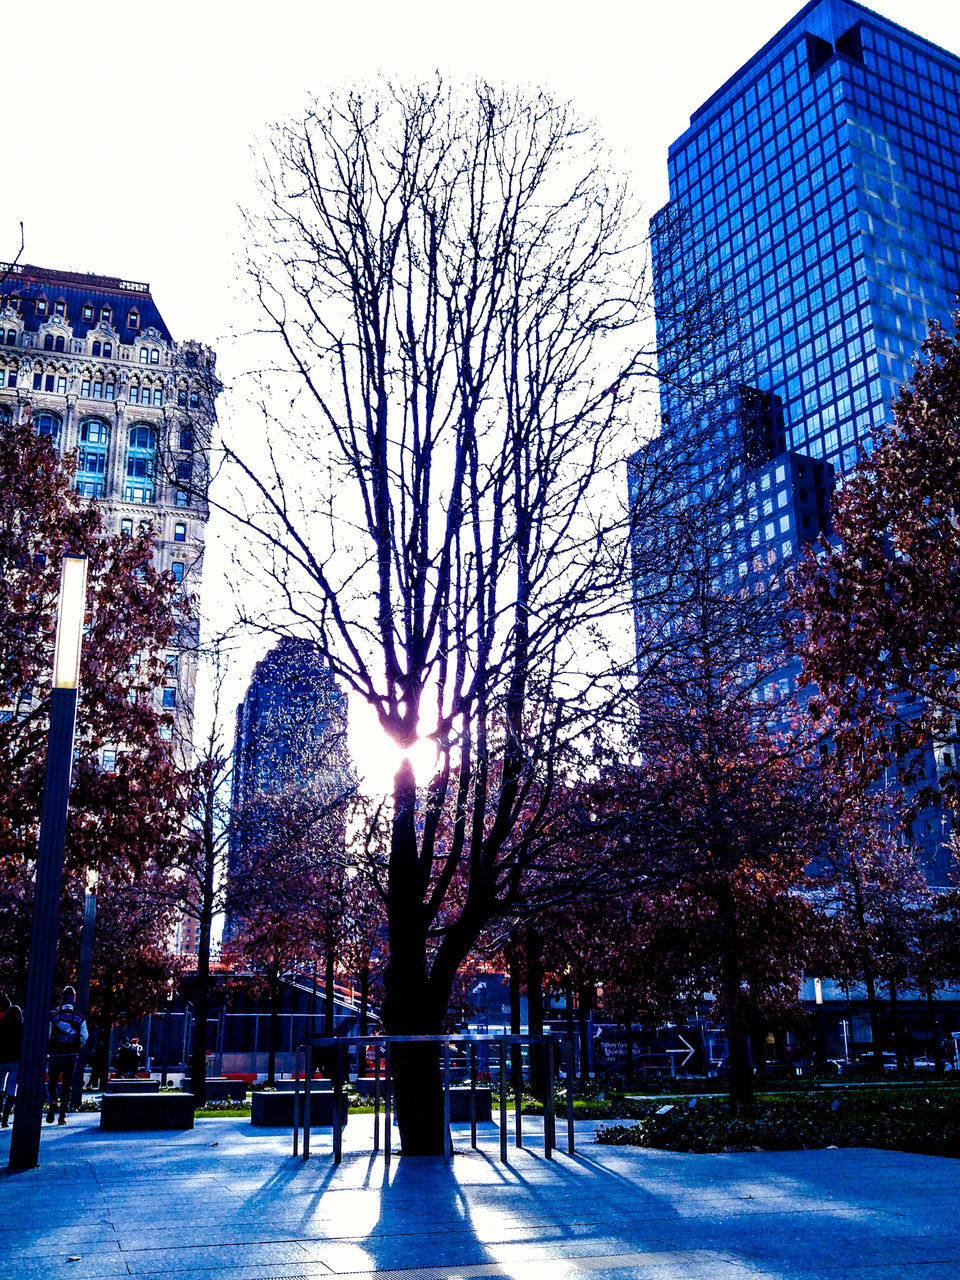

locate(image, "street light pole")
(9, 556), (88, 1172)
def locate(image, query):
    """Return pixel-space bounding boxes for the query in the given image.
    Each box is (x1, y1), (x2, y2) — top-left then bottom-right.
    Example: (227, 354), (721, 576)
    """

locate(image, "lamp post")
(70, 865), (99, 1107)
(9, 556), (88, 1171)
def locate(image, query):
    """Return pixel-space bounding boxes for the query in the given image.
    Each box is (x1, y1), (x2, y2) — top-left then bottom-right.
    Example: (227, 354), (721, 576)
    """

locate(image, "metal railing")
(293, 1032), (576, 1165)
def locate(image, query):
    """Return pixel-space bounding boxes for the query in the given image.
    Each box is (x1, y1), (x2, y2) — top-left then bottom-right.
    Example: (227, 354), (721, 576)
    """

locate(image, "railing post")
(544, 1038), (555, 1160)
(443, 1040), (452, 1162)
(384, 1041), (392, 1170)
(499, 1037), (508, 1164)
(565, 1038), (576, 1154)
(303, 1046), (312, 1161)
(292, 1045), (302, 1158)
(469, 1042), (477, 1150)
(373, 1038), (381, 1154)
(515, 1036), (523, 1148)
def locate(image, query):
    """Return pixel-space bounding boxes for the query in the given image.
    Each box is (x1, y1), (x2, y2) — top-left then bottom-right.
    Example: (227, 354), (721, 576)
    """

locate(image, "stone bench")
(103, 1079), (160, 1094)
(100, 1092), (195, 1131)
(181, 1077), (247, 1102)
(250, 1089), (348, 1128)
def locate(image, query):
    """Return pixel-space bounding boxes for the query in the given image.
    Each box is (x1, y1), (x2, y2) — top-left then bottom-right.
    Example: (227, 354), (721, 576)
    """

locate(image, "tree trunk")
(358, 959), (370, 1038)
(889, 978), (906, 1073)
(381, 760), (447, 1154)
(863, 969), (885, 1070)
(324, 948), (336, 1038)
(716, 882), (754, 1109)
(577, 985), (590, 1083)
(525, 926), (546, 1101)
(189, 895), (213, 1109)
(509, 942), (524, 1105)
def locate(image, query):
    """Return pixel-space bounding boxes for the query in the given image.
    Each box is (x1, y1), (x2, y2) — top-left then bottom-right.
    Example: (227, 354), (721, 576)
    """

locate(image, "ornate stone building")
(0, 262), (218, 948)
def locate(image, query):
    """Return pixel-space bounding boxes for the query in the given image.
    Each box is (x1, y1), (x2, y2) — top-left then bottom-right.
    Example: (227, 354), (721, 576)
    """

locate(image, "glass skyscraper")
(647, 0), (960, 879)
(653, 0), (960, 571)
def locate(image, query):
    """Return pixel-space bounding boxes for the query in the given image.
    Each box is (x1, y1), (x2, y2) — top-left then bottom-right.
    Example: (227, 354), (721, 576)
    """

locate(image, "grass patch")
(595, 1085), (960, 1155)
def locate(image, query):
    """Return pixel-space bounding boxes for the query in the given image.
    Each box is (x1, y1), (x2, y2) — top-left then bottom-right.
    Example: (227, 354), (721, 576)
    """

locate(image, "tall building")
(0, 262), (217, 755)
(649, 0), (960, 878)
(653, 0), (960, 566)
(227, 638), (350, 937)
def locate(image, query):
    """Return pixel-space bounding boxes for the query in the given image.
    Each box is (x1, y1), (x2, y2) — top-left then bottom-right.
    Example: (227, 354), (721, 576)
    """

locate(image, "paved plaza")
(1, 1113), (958, 1280)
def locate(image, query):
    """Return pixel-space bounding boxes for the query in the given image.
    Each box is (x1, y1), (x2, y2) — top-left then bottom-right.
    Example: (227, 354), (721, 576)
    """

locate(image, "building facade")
(0, 262), (217, 754)
(227, 638), (349, 938)
(649, 0), (960, 879)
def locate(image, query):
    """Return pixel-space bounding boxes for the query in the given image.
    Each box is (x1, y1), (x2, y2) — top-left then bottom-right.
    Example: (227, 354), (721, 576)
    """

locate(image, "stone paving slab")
(2, 1113), (959, 1279)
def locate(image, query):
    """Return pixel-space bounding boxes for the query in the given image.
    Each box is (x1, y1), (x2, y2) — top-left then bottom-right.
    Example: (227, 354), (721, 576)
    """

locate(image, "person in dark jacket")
(0, 990), (23, 1127)
(47, 986), (88, 1125)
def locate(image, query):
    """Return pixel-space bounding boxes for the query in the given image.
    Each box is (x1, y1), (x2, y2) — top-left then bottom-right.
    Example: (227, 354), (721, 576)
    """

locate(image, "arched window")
(125, 424), (156, 503)
(43, 334), (54, 351)
(35, 412), (61, 447)
(103, 342), (112, 359)
(5, 330), (16, 346)
(54, 336), (64, 353)
(77, 418), (109, 498)
(92, 340), (101, 357)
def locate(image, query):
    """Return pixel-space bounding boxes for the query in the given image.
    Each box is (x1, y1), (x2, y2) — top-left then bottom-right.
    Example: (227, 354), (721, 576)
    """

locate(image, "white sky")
(7, 0), (960, 788)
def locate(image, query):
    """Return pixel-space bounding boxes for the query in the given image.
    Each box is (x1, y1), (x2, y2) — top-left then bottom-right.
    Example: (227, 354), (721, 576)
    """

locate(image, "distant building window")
(162, 689), (177, 709)
(128, 311), (140, 329)
(56, 376), (67, 394)
(92, 381), (103, 400)
(153, 388), (163, 407)
(129, 425), (156, 450)
(35, 412), (61, 445)
(54, 336), (64, 353)
(129, 386), (139, 404)
(160, 722), (173, 741)
(80, 419), (109, 444)
(120, 518), (133, 536)
(150, 348), (159, 365)
(170, 563), (184, 583)
(102, 749), (117, 772)
(176, 461), (191, 484)
(189, 391), (199, 409)
(125, 485), (153, 504)
(92, 341), (101, 357)
(139, 348), (149, 364)
(175, 489), (188, 507)
(54, 301), (65, 317)
(32, 373), (42, 390)
(177, 389), (187, 406)
(100, 307), (111, 323)
(82, 305), (93, 322)
(36, 298), (46, 314)
(43, 334), (54, 351)
(81, 379), (91, 397)
(76, 480), (104, 498)
(105, 381), (115, 401)
(6, 371), (15, 388)
(5, 330), (16, 346)
(173, 521), (186, 542)
(103, 342), (112, 359)
(165, 652), (178, 676)
(179, 428), (193, 451)
(44, 374), (55, 392)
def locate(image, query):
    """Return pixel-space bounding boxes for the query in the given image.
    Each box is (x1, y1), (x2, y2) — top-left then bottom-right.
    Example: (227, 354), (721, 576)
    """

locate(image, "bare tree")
(221, 80), (733, 1152)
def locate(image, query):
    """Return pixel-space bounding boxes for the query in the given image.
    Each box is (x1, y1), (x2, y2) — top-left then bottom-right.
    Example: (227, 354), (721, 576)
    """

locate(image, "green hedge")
(595, 1086), (960, 1155)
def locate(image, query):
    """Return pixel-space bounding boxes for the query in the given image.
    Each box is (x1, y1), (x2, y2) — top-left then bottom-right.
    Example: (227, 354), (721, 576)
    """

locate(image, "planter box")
(182, 1078), (247, 1102)
(103, 1079), (160, 1094)
(250, 1089), (348, 1128)
(100, 1092), (195, 1131)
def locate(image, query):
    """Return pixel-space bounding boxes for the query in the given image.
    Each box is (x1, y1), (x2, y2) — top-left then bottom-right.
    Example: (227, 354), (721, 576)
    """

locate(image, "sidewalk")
(1, 1111), (958, 1279)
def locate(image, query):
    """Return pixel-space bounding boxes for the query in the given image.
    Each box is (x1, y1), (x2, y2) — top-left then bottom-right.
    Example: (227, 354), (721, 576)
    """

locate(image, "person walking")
(0, 990), (23, 1127)
(47, 986), (88, 1125)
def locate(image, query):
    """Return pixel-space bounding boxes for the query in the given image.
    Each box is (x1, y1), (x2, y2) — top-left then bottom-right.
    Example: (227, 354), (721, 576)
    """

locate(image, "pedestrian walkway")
(1, 1112), (958, 1279)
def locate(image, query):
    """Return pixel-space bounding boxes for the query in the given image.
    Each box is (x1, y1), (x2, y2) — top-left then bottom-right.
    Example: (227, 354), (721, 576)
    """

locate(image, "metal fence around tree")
(294, 1033), (577, 1165)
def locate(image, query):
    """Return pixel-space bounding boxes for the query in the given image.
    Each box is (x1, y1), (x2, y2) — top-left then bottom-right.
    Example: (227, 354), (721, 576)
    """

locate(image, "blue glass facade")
(650, 0), (960, 879)
(655, 0), (960, 486)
